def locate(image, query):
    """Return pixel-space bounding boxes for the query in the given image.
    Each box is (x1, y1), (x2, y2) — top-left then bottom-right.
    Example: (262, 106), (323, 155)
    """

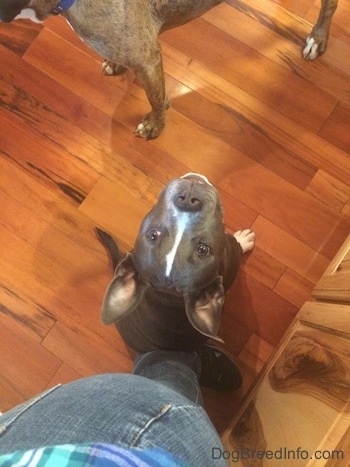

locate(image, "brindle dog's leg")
(133, 42), (170, 139)
(303, 0), (338, 60)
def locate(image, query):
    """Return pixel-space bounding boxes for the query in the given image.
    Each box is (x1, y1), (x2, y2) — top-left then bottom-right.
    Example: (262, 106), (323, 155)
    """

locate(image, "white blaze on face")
(181, 173), (212, 185)
(165, 212), (190, 277)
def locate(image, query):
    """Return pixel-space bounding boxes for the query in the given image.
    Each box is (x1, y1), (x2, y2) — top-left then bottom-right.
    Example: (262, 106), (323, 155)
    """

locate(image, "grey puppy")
(0, 0), (338, 138)
(97, 173), (255, 352)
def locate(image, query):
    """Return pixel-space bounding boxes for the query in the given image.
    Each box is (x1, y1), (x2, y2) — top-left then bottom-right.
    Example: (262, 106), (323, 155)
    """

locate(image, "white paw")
(102, 61), (113, 75)
(135, 121), (152, 139)
(101, 61), (126, 76)
(303, 36), (319, 60)
(134, 115), (164, 139)
(233, 229), (255, 253)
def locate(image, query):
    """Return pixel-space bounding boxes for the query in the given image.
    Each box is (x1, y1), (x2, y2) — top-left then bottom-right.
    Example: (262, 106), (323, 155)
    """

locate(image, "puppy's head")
(101, 174), (227, 341)
(133, 173), (225, 292)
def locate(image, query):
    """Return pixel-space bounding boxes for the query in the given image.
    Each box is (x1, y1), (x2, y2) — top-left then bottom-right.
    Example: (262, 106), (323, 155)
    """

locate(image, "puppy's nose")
(174, 190), (203, 212)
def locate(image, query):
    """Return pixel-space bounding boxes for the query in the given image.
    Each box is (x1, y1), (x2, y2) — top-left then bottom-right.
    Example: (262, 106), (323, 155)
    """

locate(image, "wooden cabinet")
(312, 234), (350, 303)
(223, 302), (350, 466)
(222, 236), (350, 466)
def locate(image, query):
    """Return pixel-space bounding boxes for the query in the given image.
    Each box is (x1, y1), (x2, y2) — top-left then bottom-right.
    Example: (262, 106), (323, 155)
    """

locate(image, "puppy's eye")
(197, 243), (211, 256)
(147, 230), (161, 242)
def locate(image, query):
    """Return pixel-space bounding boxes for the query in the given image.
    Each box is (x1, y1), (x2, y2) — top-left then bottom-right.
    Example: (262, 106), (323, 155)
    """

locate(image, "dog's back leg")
(95, 228), (121, 272)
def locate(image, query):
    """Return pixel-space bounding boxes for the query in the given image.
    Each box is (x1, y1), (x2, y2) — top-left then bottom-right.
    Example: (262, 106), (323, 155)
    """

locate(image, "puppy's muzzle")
(174, 173), (213, 212)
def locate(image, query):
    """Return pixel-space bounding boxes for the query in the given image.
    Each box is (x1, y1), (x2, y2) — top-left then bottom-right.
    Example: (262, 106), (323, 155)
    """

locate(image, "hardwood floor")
(0, 0), (349, 435)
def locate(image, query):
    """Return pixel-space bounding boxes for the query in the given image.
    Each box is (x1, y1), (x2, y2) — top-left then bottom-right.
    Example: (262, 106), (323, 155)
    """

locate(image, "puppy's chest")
(117, 299), (207, 352)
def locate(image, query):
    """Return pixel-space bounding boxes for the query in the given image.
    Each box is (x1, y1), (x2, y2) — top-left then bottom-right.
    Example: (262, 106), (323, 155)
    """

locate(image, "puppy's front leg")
(134, 42), (170, 139)
(233, 229), (255, 253)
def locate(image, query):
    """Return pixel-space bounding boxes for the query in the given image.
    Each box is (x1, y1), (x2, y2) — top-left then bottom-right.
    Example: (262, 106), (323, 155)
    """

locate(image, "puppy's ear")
(101, 253), (146, 325)
(184, 277), (225, 342)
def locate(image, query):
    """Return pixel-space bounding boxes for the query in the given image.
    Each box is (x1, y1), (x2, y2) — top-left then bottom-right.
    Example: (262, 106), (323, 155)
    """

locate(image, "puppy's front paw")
(135, 99), (170, 139)
(135, 114), (164, 139)
(135, 112), (165, 139)
(233, 229), (255, 253)
(303, 35), (327, 60)
(102, 60), (127, 76)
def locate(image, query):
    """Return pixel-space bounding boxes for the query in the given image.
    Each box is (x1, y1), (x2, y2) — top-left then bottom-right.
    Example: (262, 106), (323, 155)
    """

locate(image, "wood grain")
(225, 302), (350, 466)
(312, 235), (350, 302)
(269, 328), (350, 411)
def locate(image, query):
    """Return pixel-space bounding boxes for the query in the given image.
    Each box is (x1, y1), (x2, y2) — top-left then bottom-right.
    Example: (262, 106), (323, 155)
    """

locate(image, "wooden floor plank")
(225, 271), (298, 347)
(204, 2), (350, 107)
(0, 318), (61, 412)
(0, 22), (42, 56)
(240, 246), (286, 290)
(306, 169), (350, 213)
(0, 161), (114, 340)
(250, 216), (331, 283)
(274, 268), (314, 308)
(0, 44), (121, 153)
(222, 170), (350, 260)
(23, 28), (132, 117)
(318, 103), (350, 153)
(161, 42), (350, 187)
(167, 79), (318, 191)
(0, 281), (56, 342)
(45, 363), (83, 390)
(79, 176), (156, 251)
(343, 200), (350, 218)
(238, 334), (275, 373)
(161, 18), (337, 131)
(42, 322), (133, 377)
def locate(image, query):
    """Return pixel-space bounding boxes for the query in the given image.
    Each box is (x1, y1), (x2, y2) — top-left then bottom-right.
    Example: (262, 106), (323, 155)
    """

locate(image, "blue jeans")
(0, 350), (228, 466)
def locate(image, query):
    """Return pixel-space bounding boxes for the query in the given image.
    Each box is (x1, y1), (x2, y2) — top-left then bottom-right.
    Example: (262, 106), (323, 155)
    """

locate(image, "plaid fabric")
(0, 443), (189, 466)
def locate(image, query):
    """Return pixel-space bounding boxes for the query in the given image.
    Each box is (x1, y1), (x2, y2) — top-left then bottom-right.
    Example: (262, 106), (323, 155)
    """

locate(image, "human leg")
(133, 349), (203, 404)
(0, 373), (226, 465)
(133, 345), (243, 403)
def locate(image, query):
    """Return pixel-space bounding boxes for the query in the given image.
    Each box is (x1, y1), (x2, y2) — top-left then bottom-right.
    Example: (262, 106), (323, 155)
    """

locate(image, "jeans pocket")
(0, 385), (61, 436)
